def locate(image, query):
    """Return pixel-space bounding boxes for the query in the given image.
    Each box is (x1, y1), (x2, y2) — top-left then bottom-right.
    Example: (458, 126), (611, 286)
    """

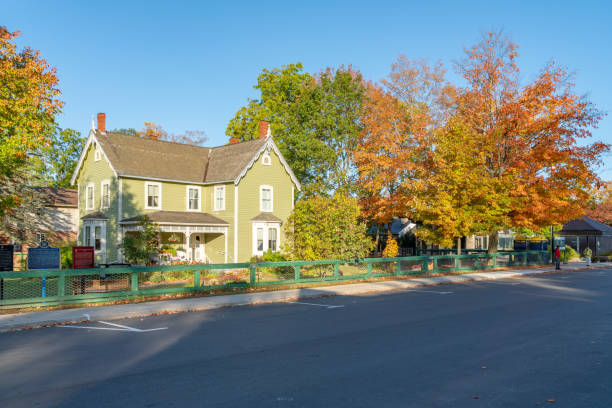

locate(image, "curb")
(1, 263), (609, 332)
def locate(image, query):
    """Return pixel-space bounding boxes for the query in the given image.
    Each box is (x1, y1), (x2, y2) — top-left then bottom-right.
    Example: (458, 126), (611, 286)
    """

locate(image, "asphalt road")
(1, 268), (611, 408)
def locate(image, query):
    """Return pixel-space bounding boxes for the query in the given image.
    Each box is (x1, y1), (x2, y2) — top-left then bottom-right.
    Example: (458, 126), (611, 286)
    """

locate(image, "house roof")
(81, 211), (108, 220)
(34, 187), (78, 208)
(559, 216), (612, 236)
(119, 211), (229, 226)
(94, 131), (268, 184)
(250, 213), (283, 223)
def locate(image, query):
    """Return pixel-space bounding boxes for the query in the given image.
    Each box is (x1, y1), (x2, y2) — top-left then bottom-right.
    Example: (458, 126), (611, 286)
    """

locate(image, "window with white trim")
(94, 226), (102, 251)
(214, 185), (225, 211)
(86, 183), (94, 210)
(260, 185), (273, 212)
(268, 228), (277, 251)
(187, 186), (201, 211)
(84, 226), (91, 246)
(262, 151), (271, 166)
(145, 182), (161, 209)
(252, 222), (281, 256)
(101, 180), (110, 209)
(36, 233), (46, 244)
(94, 142), (101, 161)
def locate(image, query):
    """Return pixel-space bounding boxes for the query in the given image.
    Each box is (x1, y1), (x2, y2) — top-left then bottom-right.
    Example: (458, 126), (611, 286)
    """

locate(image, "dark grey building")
(559, 216), (612, 257)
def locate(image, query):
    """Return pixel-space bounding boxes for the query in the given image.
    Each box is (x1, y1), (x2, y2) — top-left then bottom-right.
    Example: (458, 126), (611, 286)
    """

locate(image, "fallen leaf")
(547, 398), (555, 403)
(481, 366), (487, 369)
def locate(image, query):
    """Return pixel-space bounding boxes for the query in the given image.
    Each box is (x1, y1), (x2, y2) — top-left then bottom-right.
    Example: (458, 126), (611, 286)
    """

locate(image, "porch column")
(185, 230), (191, 261)
(224, 229), (228, 263)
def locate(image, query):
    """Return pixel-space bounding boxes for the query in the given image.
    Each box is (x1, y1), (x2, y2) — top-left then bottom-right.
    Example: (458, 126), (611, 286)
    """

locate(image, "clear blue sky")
(4, 0), (612, 176)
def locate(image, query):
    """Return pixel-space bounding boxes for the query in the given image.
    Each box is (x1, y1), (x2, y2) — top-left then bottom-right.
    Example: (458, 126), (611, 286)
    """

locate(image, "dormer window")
(94, 142), (101, 161)
(262, 151), (271, 166)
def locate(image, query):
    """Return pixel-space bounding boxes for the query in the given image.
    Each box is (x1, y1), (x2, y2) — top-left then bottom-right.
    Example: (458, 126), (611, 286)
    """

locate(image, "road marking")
(488, 282), (521, 285)
(288, 301), (344, 309)
(59, 320), (167, 332)
(404, 290), (453, 295)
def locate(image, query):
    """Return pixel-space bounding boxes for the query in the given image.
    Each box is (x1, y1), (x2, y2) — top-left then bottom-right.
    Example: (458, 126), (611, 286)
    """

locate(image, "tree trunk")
(457, 237), (461, 255)
(488, 231), (499, 253)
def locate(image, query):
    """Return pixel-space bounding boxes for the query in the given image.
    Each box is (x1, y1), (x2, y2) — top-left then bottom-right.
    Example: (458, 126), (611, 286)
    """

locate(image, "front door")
(190, 234), (205, 262)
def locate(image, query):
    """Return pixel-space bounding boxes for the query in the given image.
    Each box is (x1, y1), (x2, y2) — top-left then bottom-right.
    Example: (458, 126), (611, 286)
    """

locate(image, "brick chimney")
(229, 137), (240, 144)
(258, 120), (270, 139)
(97, 113), (106, 133)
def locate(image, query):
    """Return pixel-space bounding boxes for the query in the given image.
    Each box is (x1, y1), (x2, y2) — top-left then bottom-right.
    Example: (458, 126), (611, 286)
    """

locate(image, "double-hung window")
(84, 226), (91, 246)
(260, 185), (273, 212)
(145, 182), (161, 209)
(86, 183), (94, 210)
(94, 226), (102, 251)
(257, 228), (264, 251)
(101, 181), (110, 209)
(187, 186), (201, 211)
(268, 228), (277, 251)
(214, 185), (225, 211)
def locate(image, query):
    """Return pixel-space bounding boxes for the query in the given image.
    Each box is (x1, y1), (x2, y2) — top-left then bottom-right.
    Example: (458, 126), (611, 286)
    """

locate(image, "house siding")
(236, 148), (295, 261)
(76, 141), (118, 263)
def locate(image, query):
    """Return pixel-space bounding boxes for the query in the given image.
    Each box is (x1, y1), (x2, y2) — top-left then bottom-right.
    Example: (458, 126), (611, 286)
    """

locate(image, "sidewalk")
(1, 261), (609, 332)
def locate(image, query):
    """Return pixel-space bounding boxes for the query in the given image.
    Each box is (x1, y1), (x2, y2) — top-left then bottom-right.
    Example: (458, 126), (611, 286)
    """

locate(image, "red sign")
(72, 246), (94, 269)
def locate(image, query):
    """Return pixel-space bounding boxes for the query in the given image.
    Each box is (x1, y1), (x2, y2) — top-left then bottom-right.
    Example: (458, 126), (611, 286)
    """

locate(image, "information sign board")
(28, 241), (60, 270)
(72, 246), (94, 269)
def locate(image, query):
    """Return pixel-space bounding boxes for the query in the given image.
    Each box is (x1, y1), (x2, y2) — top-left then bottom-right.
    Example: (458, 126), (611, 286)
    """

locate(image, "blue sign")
(28, 241), (60, 270)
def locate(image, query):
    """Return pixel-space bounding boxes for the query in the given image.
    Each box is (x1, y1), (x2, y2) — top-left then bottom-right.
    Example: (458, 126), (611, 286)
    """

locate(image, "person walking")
(554, 245), (561, 270)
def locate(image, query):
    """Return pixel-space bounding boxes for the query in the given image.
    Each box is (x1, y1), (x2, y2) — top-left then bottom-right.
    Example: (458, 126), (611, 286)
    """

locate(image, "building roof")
(34, 187), (78, 208)
(81, 211), (108, 220)
(119, 211), (229, 226)
(95, 131), (268, 184)
(559, 216), (612, 236)
(250, 213), (283, 223)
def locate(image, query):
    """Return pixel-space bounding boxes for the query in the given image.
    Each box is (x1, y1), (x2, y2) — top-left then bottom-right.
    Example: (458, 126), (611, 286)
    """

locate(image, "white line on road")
(59, 321), (167, 332)
(288, 301), (345, 309)
(404, 290), (453, 295)
(487, 282), (521, 285)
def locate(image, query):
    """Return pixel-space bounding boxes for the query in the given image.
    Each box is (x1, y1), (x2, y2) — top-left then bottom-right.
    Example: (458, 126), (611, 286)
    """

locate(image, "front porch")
(120, 211), (230, 264)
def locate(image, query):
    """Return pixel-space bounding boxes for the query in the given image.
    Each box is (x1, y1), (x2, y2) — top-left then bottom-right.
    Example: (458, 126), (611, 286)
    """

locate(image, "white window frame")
(83, 220), (106, 256)
(145, 181), (162, 210)
(100, 180), (110, 209)
(252, 222), (281, 256)
(94, 142), (101, 162)
(36, 233), (46, 244)
(262, 150), (272, 166)
(214, 185), (225, 211)
(86, 183), (95, 210)
(186, 185), (202, 212)
(260, 185), (273, 212)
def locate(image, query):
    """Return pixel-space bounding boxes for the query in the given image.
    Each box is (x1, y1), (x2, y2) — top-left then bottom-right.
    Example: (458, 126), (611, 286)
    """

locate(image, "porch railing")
(0, 251), (550, 308)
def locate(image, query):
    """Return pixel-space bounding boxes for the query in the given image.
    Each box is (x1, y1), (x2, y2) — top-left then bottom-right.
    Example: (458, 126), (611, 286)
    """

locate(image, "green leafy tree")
(226, 63), (366, 195)
(119, 216), (160, 265)
(284, 194), (374, 261)
(0, 165), (47, 243)
(33, 127), (85, 187)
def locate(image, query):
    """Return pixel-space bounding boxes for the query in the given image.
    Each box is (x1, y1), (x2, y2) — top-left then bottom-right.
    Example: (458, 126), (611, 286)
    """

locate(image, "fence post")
(334, 263), (340, 278)
(492, 254), (497, 268)
(250, 263), (257, 286)
(523, 253), (528, 266)
(194, 269), (201, 288)
(422, 258), (429, 273)
(131, 270), (138, 292)
(58, 272), (65, 297)
(454, 256), (459, 271)
(294, 265), (301, 281)
(433, 257), (438, 273)
(396, 258), (401, 276)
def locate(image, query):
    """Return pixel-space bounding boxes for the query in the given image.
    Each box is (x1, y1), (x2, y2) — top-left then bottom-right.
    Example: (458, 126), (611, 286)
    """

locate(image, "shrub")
(250, 250), (293, 279)
(382, 233), (399, 258)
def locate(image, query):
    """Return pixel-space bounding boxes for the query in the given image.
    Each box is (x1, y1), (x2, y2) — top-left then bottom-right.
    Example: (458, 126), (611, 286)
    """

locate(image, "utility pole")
(550, 225), (554, 264)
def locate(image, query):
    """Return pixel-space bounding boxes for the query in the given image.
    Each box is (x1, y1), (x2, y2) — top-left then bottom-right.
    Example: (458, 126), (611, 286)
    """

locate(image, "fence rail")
(0, 251), (550, 308)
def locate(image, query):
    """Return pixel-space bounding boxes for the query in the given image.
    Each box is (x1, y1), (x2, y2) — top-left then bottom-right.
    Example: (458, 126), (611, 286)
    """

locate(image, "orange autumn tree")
(356, 32), (609, 252)
(453, 31), (608, 250)
(0, 27), (63, 217)
(586, 182), (612, 225)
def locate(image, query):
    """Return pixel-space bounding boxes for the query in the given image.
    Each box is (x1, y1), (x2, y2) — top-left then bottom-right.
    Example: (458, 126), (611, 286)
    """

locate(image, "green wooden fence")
(0, 251), (550, 308)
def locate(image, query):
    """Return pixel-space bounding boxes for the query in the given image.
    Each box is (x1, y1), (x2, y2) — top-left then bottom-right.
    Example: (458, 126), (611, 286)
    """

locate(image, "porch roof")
(119, 211), (229, 226)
